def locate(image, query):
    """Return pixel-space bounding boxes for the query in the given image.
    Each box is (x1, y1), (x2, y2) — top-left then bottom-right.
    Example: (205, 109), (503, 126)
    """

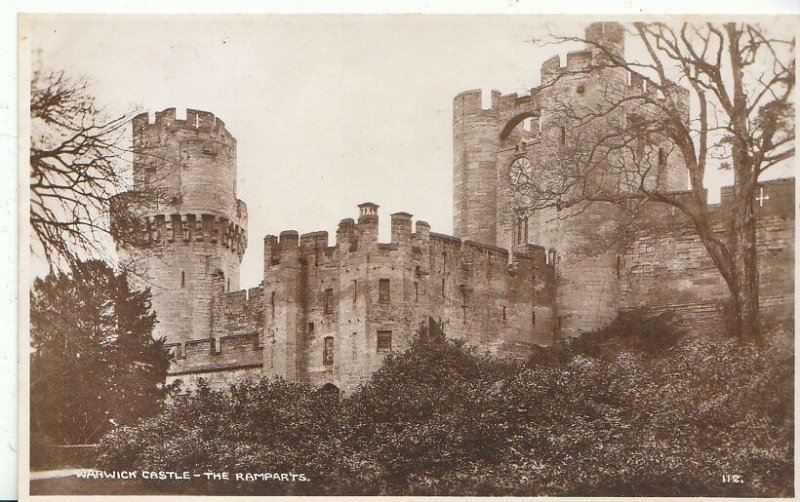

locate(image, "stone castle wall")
(620, 178), (795, 334)
(261, 205), (556, 392)
(165, 286), (265, 388)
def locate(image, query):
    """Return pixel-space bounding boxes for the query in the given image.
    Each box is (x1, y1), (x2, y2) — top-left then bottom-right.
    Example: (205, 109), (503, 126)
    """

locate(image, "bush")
(98, 315), (793, 496)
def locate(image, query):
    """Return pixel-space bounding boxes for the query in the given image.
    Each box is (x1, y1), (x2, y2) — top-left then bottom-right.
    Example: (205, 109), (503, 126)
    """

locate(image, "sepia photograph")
(19, 11), (796, 498)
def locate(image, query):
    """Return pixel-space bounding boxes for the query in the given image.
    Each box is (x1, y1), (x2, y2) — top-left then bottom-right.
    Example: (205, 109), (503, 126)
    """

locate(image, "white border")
(6, 2), (800, 501)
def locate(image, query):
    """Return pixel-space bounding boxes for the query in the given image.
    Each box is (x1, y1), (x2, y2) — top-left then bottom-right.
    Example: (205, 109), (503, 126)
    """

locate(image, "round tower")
(116, 108), (248, 344)
(453, 89), (502, 246)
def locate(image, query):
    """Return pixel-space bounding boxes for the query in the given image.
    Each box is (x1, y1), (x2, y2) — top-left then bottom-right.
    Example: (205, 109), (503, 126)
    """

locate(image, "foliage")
(30, 259), (175, 445)
(98, 316), (793, 496)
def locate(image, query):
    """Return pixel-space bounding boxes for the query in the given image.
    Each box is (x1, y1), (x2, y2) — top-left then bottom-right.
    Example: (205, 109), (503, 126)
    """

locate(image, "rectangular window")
(324, 288), (333, 314)
(377, 330), (392, 352)
(323, 336), (334, 366)
(532, 310), (536, 325)
(378, 278), (390, 303)
(523, 216), (529, 243)
(502, 306), (507, 321)
(353, 279), (357, 302)
(308, 322), (315, 334)
(414, 282), (419, 302)
(559, 126), (566, 145)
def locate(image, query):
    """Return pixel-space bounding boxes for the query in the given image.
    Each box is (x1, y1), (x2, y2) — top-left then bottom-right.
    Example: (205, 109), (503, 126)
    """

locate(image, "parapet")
(629, 178), (794, 229)
(264, 204), (437, 266)
(211, 286), (264, 339)
(132, 107), (237, 147)
(540, 51), (597, 86)
(721, 178), (794, 217)
(453, 89), (502, 114)
(167, 332), (264, 376)
(130, 212), (247, 258)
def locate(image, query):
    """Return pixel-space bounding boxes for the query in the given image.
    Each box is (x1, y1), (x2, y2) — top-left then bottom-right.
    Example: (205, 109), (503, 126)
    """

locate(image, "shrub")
(98, 316), (793, 496)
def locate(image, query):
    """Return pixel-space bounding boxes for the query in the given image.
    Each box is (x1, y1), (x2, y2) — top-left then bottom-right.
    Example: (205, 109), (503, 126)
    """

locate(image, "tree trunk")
(729, 186), (761, 344)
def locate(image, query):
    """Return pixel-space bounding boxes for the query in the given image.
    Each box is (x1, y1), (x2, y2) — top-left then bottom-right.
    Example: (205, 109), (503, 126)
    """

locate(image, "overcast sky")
(24, 15), (795, 289)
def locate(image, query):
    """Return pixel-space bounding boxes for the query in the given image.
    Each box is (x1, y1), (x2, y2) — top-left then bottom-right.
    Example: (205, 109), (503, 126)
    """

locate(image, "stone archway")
(499, 111), (541, 141)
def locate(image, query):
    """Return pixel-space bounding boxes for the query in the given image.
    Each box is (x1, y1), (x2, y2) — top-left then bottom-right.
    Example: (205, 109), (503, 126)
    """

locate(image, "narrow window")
(352, 279), (357, 302)
(308, 322), (315, 334)
(616, 255), (622, 278)
(523, 216), (529, 243)
(441, 278), (446, 298)
(227, 277), (230, 292)
(414, 281), (419, 303)
(379, 278), (390, 303)
(658, 147), (666, 168)
(377, 330), (392, 352)
(181, 270), (185, 288)
(323, 336), (334, 366)
(532, 310), (536, 325)
(271, 291), (276, 318)
(324, 288), (334, 314)
(502, 306), (507, 321)
(559, 126), (566, 145)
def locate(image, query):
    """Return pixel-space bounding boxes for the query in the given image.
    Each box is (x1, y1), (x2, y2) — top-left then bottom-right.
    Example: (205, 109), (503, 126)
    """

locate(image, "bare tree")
(519, 22), (794, 343)
(29, 64), (168, 276)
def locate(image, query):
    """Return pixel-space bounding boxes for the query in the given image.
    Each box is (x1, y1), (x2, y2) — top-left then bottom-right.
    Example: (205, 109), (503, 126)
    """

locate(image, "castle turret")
(451, 23), (689, 338)
(584, 21), (625, 62)
(453, 89), (502, 245)
(115, 108), (247, 345)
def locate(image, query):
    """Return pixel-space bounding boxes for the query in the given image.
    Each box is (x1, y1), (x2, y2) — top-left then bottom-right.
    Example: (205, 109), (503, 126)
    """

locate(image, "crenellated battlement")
(133, 107), (236, 147)
(453, 89), (502, 114)
(263, 204), (555, 285)
(540, 50), (596, 85)
(132, 212), (248, 259)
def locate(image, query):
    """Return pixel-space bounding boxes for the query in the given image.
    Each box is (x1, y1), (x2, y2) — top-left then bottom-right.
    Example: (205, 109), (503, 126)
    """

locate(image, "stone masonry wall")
(262, 205), (556, 393)
(620, 178), (795, 334)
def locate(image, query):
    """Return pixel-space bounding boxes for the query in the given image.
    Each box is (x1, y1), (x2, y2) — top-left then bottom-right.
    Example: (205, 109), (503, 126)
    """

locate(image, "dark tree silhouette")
(30, 259), (176, 445)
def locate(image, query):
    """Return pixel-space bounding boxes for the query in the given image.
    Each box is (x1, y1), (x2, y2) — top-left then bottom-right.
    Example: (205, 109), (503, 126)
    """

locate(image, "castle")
(114, 22), (794, 393)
